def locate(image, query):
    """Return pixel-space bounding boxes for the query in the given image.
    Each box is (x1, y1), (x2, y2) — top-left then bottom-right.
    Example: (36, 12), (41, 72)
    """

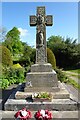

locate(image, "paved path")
(63, 82), (80, 102)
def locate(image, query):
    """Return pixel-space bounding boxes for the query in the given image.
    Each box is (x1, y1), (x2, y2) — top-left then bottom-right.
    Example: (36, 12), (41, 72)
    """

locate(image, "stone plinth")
(4, 82), (79, 111)
(24, 63), (59, 92)
(31, 63), (52, 72)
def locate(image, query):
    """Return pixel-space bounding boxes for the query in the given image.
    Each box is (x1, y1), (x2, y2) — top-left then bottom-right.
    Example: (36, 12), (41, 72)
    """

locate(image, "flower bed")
(32, 92), (52, 102)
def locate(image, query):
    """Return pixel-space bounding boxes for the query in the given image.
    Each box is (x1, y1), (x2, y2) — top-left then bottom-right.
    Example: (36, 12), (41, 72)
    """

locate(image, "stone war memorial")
(3, 6), (79, 119)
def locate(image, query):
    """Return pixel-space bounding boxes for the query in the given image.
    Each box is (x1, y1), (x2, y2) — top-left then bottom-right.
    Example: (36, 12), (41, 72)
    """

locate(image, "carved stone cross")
(30, 6), (53, 64)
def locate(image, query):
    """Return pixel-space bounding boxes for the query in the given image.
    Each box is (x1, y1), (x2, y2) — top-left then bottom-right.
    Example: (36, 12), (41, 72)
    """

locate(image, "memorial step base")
(4, 98), (79, 111)
(15, 88), (70, 99)
(24, 87), (60, 92)
(1, 111), (79, 120)
(4, 82), (79, 112)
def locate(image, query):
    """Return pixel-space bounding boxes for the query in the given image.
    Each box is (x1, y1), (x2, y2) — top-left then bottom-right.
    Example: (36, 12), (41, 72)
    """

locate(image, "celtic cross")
(30, 6), (53, 64)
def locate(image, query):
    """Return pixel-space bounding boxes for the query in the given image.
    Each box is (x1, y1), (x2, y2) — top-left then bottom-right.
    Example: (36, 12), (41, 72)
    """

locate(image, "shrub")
(55, 68), (68, 83)
(1, 63), (25, 89)
(47, 48), (56, 69)
(0, 45), (13, 66)
(8, 63), (25, 84)
(1, 78), (9, 89)
(12, 63), (23, 69)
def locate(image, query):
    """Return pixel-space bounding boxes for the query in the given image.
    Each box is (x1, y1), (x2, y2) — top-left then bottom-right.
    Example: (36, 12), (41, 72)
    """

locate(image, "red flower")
(15, 108), (31, 120)
(35, 109), (52, 120)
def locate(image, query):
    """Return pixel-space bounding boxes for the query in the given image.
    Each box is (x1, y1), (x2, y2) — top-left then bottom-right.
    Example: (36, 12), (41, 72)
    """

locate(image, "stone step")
(24, 87), (60, 92)
(31, 63), (53, 72)
(15, 88), (70, 99)
(4, 99), (79, 111)
(1, 110), (79, 119)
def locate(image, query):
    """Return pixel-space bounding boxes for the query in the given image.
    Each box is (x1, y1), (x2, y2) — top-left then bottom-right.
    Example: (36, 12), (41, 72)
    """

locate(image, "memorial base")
(24, 63), (59, 92)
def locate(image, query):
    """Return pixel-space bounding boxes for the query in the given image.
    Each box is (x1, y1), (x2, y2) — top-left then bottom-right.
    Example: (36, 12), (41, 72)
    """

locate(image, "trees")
(3, 27), (23, 56)
(47, 35), (79, 69)
(19, 43), (33, 66)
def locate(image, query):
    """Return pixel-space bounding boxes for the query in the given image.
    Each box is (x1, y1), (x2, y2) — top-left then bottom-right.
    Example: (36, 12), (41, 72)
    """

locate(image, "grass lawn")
(68, 69), (80, 74)
(63, 69), (80, 90)
(67, 78), (80, 89)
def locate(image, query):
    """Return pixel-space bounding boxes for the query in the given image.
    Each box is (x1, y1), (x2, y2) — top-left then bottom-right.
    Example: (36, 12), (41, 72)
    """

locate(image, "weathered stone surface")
(1, 111), (79, 119)
(36, 45), (47, 64)
(4, 82), (79, 111)
(25, 62), (59, 92)
(30, 7), (53, 64)
(16, 81), (70, 99)
(15, 91), (32, 99)
(24, 6), (58, 93)
(15, 89), (70, 100)
(31, 63), (52, 72)
(26, 71), (58, 87)
(5, 99), (78, 111)
(24, 87), (60, 92)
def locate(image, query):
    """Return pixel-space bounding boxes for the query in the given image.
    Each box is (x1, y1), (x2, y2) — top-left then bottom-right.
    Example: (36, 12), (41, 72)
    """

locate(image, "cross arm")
(30, 15), (37, 26)
(46, 15), (53, 26)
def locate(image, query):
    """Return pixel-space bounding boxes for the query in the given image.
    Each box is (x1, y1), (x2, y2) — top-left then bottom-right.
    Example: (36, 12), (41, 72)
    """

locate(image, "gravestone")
(24, 6), (59, 92)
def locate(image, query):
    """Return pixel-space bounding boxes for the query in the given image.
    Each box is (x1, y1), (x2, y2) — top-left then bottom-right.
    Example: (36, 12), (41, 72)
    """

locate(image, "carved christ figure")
(39, 31), (44, 45)
(36, 31), (44, 46)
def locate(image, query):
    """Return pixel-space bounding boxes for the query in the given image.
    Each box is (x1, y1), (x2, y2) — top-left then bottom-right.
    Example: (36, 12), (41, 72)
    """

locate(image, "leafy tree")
(19, 43), (33, 68)
(30, 48), (36, 64)
(47, 35), (79, 69)
(3, 27), (23, 56)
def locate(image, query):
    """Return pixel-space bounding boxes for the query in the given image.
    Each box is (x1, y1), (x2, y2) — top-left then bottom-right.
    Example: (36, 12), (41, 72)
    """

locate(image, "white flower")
(40, 109), (45, 117)
(21, 110), (28, 117)
(33, 93), (38, 98)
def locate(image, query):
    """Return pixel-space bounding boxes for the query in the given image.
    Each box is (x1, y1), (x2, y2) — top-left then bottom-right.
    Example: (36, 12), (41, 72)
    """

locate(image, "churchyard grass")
(67, 78), (80, 89)
(62, 69), (80, 90)
(68, 69), (80, 74)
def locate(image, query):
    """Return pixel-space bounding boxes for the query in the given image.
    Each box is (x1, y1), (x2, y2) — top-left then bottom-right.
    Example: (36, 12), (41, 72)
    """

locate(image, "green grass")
(67, 78), (80, 90)
(63, 69), (80, 89)
(68, 69), (80, 74)
(64, 72), (80, 79)
(71, 74), (80, 79)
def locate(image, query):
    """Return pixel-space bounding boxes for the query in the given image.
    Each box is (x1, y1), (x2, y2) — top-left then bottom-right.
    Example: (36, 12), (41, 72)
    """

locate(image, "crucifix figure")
(30, 6), (53, 64)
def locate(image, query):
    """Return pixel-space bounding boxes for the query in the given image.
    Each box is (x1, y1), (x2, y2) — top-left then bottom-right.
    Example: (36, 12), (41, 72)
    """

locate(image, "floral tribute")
(15, 108), (31, 120)
(35, 109), (53, 120)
